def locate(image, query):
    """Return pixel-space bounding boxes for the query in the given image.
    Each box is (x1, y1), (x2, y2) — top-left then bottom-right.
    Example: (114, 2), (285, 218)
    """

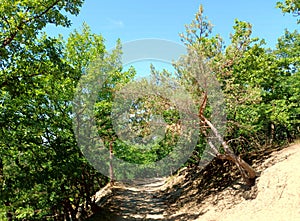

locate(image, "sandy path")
(89, 142), (300, 221)
(89, 178), (169, 220)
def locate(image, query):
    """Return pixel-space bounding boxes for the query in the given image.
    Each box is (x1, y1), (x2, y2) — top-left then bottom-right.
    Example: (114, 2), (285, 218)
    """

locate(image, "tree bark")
(109, 141), (115, 186)
(203, 117), (257, 185)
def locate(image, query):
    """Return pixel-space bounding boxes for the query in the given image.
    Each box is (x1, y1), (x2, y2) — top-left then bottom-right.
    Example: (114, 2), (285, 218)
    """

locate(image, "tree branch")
(1, 0), (62, 48)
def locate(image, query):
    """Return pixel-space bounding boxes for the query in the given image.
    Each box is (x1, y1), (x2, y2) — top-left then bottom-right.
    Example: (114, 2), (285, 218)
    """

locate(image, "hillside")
(169, 142), (300, 221)
(88, 141), (300, 221)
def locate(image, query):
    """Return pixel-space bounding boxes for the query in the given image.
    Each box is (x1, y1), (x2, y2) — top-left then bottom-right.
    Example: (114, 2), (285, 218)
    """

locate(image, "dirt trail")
(89, 142), (300, 221)
(89, 178), (170, 220)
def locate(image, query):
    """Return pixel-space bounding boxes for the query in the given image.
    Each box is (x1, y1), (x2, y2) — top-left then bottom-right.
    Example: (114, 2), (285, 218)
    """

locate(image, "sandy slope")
(197, 142), (300, 221)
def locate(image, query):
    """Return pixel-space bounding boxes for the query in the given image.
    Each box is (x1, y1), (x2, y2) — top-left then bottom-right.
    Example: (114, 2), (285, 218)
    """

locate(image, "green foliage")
(273, 30), (300, 138)
(277, 0), (300, 23)
(178, 5), (300, 157)
(0, 26), (112, 219)
(0, 1), (115, 219)
(0, 0), (84, 68)
(0, 1), (299, 219)
(94, 69), (181, 166)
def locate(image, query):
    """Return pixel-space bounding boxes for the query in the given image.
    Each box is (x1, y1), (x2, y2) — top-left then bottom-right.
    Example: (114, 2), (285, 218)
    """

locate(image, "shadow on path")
(88, 178), (202, 221)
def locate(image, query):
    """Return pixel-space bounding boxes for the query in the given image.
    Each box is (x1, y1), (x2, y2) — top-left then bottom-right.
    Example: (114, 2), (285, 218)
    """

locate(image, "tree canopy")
(277, 0), (300, 23)
(0, 1), (299, 220)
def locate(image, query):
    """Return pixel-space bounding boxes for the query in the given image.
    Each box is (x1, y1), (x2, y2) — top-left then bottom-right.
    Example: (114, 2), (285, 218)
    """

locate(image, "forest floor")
(88, 141), (300, 221)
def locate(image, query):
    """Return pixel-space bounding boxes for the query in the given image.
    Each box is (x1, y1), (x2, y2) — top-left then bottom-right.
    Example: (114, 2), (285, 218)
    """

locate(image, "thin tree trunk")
(109, 141), (115, 186)
(270, 123), (275, 145)
(203, 117), (257, 185)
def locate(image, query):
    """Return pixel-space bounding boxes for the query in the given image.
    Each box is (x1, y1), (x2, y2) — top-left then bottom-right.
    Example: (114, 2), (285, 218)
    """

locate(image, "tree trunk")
(203, 117), (257, 185)
(109, 141), (115, 186)
(270, 123), (275, 145)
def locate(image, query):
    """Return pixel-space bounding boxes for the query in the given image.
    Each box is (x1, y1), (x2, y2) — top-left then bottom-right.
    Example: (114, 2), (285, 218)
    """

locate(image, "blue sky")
(46, 0), (298, 48)
(45, 0), (298, 76)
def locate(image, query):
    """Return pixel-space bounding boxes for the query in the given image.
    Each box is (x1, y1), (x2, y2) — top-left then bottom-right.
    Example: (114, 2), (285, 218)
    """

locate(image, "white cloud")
(107, 18), (124, 29)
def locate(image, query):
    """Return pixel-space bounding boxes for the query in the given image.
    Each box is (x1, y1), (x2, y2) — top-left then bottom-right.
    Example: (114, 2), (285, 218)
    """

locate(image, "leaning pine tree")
(174, 5), (257, 185)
